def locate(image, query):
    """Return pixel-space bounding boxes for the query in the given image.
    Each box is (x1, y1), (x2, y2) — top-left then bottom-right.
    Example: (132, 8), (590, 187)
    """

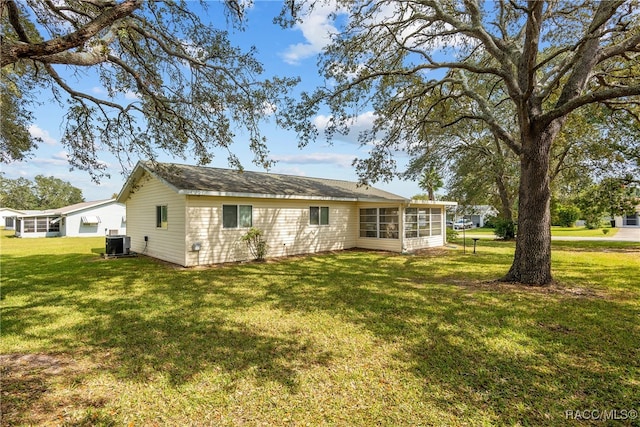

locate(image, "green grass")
(2, 233), (639, 426)
(464, 226), (619, 237)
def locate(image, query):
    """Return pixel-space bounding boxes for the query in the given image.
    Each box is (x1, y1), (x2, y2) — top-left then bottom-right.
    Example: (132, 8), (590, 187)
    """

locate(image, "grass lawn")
(463, 226), (619, 237)
(1, 232), (639, 426)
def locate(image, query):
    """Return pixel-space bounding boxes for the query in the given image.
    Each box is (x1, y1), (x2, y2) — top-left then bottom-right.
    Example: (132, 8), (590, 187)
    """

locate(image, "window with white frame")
(223, 205), (252, 228)
(359, 207), (399, 239)
(405, 208), (442, 238)
(24, 218), (35, 233)
(310, 206), (329, 225)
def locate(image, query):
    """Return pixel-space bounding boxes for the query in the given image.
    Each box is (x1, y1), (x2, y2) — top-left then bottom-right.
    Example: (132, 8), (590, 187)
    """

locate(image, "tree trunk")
(495, 174), (514, 221)
(503, 127), (557, 285)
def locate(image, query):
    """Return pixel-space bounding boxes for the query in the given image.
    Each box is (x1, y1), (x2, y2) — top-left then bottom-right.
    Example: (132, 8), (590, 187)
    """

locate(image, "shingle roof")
(135, 162), (408, 202)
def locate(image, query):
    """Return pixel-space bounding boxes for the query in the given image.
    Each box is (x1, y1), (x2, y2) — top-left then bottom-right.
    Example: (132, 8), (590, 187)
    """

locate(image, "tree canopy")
(1, 0), (298, 179)
(0, 173), (84, 209)
(283, 0), (640, 285)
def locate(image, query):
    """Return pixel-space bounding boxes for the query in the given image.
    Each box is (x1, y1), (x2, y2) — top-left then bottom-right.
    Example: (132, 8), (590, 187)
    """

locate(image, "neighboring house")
(117, 162), (457, 267)
(614, 205), (640, 228)
(0, 207), (25, 230)
(468, 205), (499, 228)
(13, 199), (126, 238)
(449, 205), (498, 228)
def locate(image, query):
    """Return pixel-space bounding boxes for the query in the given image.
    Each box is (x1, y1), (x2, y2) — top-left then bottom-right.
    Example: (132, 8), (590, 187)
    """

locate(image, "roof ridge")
(157, 161), (366, 186)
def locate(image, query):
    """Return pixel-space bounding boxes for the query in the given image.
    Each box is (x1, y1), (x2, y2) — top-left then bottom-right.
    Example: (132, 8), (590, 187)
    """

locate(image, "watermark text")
(565, 409), (638, 421)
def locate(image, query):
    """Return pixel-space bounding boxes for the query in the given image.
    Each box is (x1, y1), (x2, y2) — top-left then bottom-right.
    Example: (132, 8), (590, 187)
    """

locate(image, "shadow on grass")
(2, 245), (639, 425)
(253, 251), (640, 424)
(1, 251), (333, 424)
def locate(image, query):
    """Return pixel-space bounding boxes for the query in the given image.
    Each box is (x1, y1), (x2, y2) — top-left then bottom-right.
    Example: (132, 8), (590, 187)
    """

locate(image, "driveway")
(550, 227), (640, 242)
(462, 227), (640, 242)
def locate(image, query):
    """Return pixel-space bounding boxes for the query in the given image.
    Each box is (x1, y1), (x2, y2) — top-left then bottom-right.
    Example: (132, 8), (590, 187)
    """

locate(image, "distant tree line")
(0, 173), (84, 210)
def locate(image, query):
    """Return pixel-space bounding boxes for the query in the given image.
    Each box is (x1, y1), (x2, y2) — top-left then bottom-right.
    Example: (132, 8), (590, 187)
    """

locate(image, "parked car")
(453, 219), (473, 230)
(446, 220), (454, 228)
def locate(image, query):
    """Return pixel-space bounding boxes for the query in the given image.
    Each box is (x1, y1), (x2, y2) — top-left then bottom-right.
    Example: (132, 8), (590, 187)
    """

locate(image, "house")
(0, 207), (25, 230)
(615, 204), (640, 228)
(116, 162), (457, 266)
(13, 199), (126, 238)
(468, 205), (499, 228)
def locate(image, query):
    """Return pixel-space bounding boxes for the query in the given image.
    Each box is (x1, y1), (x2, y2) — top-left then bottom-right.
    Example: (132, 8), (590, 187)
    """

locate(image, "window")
(81, 216), (100, 225)
(310, 206), (329, 225)
(223, 205), (252, 228)
(359, 208), (399, 239)
(405, 208), (442, 238)
(156, 205), (168, 229)
(379, 208), (399, 239)
(359, 208), (378, 238)
(48, 218), (60, 233)
(24, 218), (35, 233)
(36, 218), (48, 232)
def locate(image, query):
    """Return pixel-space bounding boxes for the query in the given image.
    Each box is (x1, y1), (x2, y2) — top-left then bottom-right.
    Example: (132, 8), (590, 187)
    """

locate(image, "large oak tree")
(283, 0), (640, 285)
(1, 0), (298, 179)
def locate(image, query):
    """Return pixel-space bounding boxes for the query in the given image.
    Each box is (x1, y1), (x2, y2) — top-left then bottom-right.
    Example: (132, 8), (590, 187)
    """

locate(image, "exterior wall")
(123, 172), (452, 267)
(184, 196), (359, 266)
(64, 203), (126, 237)
(125, 172), (187, 265)
(354, 202), (404, 253)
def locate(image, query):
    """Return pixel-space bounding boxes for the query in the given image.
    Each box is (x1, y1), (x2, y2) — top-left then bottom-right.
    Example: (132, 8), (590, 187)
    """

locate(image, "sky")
(2, 1), (425, 202)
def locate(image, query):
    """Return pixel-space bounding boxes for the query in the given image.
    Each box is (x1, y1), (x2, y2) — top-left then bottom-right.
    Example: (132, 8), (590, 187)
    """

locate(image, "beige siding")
(125, 172), (187, 265)
(403, 235), (445, 251)
(354, 203), (404, 253)
(185, 197), (359, 265)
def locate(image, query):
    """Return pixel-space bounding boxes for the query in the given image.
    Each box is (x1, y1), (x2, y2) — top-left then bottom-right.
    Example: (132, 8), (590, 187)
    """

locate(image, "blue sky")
(3, 1), (423, 201)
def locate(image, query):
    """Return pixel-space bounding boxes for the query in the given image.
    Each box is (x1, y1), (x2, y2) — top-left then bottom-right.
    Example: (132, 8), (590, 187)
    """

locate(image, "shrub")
(241, 227), (269, 261)
(494, 218), (516, 240)
(583, 211), (603, 229)
(483, 215), (498, 228)
(446, 228), (458, 242)
(556, 205), (581, 227)
(602, 228), (610, 235)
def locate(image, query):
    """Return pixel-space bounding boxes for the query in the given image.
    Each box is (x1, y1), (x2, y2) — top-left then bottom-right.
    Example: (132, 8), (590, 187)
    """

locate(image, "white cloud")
(28, 125), (57, 145)
(271, 166), (308, 177)
(271, 152), (355, 168)
(31, 151), (70, 167)
(124, 91), (139, 100)
(52, 151), (69, 161)
(281, 2), (346, 65)
(313, 111), (377, 145)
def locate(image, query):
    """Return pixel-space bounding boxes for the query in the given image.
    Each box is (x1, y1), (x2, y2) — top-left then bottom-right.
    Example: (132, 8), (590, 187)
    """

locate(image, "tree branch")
(541, 84), (640, 126)
(1, 0), (142, 67)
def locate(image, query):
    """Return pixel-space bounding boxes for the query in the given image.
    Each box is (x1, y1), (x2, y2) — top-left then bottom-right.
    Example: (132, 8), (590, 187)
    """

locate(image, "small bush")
(494, 218), (516, 240)
(557, 205), (581, 227)
(241, 227), (269, 261)
(446, 228), (458, 242)
(602, 228), (610, 235)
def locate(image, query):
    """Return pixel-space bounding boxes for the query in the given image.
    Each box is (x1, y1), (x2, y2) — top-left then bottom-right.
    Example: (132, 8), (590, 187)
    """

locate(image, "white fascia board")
(408, 200), (458, 206)
(62, 199), (117, 215)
